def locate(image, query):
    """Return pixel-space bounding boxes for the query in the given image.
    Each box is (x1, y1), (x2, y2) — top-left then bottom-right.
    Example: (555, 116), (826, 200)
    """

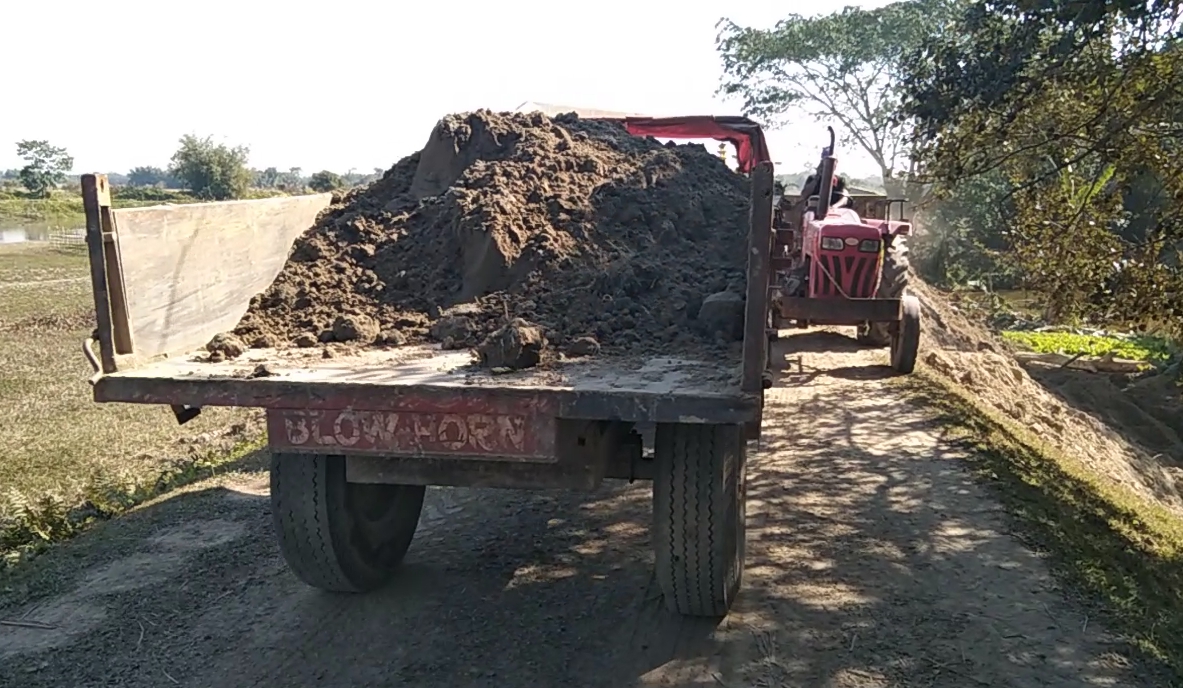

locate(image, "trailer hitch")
(82, 337), (103, 385)
(171, 405), (202, 425)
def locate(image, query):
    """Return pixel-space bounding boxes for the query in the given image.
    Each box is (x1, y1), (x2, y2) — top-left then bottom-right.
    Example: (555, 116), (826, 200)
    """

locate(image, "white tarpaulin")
(513, 101), (652, 119)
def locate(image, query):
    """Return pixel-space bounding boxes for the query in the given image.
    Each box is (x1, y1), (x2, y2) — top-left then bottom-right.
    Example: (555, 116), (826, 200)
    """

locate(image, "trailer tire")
(653, 423), (746, 617)
(858, 237), (910, 346)
(270, 452), (425, 593)
(891, 294), (921, 374)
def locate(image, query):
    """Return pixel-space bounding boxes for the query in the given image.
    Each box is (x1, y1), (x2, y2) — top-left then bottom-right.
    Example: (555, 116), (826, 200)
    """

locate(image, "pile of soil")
(220, 110), (750, 367)
(912, 276), (1183, 512)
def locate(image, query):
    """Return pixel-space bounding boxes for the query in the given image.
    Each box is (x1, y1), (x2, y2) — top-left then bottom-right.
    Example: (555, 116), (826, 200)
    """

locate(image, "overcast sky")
(1, 0), (892, 179)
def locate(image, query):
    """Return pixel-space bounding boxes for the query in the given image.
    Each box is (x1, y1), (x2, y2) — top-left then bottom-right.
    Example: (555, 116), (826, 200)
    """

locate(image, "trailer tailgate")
(93, 344), (757, 426)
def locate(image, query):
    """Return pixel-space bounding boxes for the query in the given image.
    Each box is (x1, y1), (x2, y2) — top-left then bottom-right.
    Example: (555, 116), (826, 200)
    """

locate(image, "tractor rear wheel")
(891, 294), (922, 374)
(858, 237), (910, 346)
(271, 452), (425, 593)
(653, 423), (746, 617)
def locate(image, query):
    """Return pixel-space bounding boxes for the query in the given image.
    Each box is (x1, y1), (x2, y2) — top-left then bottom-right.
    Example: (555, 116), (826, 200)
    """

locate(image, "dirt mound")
(925, 348), (1183, 511)
(230, 110), (750, 363)
(909, 277), (1009, 355)
(1026, 364), (1183, 465)
(911, 275), (1183, 513)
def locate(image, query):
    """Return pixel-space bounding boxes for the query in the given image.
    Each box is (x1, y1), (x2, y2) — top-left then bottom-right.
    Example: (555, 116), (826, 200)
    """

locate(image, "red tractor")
(769, 127), (921, 374)
(594, 115), (919, 379)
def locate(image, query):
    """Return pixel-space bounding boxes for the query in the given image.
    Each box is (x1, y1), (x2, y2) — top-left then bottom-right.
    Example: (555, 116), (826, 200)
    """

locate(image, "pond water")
(0, 221), (85, 244)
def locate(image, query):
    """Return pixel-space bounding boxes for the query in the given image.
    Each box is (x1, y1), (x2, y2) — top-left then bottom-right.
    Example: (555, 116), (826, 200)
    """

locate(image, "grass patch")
(0, 243), (262, 571)
(0, 190), (194, 226)
(0, 187), (299, 226)
(902, 365), (1183, 675)
(2, 437), (265, 570)
(1001, 330), (1177, 362)
(0, 191), (88, 223)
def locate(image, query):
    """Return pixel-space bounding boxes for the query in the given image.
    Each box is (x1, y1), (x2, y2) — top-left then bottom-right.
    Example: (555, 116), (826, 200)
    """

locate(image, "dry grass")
(900, 365), (1183, 675)
(0, 243), (263, 568)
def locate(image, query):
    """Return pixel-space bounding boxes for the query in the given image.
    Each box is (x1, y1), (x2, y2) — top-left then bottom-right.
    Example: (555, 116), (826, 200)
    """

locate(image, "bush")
(111, 186), (187, 202)
(308, 170), (343, 192)
(168, 135), (252, 200)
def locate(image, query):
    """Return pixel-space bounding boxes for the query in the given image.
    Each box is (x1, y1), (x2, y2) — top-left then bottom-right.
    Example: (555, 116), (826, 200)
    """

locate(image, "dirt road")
(0, 331), (1158, 687)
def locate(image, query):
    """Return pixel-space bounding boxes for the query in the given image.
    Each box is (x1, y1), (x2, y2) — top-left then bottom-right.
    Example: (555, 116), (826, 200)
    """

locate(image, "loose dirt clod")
(331, 314), (380, 343)
(564, 336), (601, 357)
(429, 315), (477, 350)
(696, 290), (745, 341)
(476, 318), (548, 370)
(229, 110), (750, 366)
(206, 333), (246, 361)
(249, 364), (276, 379)
(379, 329), (407, 346)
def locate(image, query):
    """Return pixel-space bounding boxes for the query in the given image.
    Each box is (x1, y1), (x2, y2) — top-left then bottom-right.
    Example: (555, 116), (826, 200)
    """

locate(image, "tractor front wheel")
(859, 237), (910, 346)
(890, 294), (921, 374)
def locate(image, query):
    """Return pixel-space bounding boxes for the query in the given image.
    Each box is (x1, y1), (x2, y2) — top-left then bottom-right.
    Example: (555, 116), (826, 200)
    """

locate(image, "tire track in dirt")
(0, 329), (1165, 687)
(0, 277), (87, 288)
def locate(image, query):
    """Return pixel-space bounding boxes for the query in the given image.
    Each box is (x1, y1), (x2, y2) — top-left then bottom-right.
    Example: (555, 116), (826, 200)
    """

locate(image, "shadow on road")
(0, 332), (1169, 688)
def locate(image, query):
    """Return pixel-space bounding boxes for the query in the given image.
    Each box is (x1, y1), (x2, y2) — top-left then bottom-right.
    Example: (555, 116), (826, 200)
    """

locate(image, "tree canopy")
(308, 170), (343, 193)
(901, 0), (1183, 329)
(719, 0), (1182, 333)
(168, 135), (252, 201)
(126, 166), (174, 188)
(15, 140), (73, 198)
(715, 0), (960, 197)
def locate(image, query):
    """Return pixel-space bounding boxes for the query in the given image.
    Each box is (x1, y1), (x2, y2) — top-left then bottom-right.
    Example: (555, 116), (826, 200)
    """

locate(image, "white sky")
(0, 0), (891, 179)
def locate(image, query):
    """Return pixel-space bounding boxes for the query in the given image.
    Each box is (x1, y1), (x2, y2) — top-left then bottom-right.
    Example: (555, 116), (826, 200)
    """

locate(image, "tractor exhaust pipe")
(815, 155), (836, 219)
(814, 126), (837, 219)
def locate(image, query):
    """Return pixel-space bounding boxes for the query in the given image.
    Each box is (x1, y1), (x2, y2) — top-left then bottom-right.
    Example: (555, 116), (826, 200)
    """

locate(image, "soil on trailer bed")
(217, 110), (751, 369)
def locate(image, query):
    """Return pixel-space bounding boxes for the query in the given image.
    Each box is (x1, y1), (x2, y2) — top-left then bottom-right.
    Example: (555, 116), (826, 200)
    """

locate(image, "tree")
(308, 170), (343, 192)
(168, 135), (252, 200)
(900, 0), (1183, 330)
(715, 0), (961, 199)
(127, 166), (171, 188)
(914, 171), (1019, 289)
(254, 167), (281, 189)
(15, 140), (73, 197)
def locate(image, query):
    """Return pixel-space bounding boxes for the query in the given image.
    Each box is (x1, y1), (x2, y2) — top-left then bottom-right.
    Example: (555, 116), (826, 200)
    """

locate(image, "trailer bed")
(93, 344), (755, 425)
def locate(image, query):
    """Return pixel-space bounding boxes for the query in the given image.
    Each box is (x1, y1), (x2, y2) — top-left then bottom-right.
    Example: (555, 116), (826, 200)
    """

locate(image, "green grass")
(0, 190), (185, 225)
(1001, 330), (1177, 362)
(0, 243), (263, 570)
(903, 366), (1183, 675)
(0, 187), (293, 225)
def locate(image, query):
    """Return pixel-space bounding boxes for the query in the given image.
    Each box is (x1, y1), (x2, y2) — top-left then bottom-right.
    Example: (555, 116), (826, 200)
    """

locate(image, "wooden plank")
(1011, 351), (1148, 373)
(88, 347), (757, 424)
(101, 195), (134, 354)
(94, 374), (759, 425)
(110, 193), (332, 361)
(742, 162), (774, 396)
(81, 175), (117, 373)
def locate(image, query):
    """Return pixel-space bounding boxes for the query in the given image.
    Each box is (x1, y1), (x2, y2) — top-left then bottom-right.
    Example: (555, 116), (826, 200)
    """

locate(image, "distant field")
(0, 193), (169, 225)
(0, 187), (292, 226)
